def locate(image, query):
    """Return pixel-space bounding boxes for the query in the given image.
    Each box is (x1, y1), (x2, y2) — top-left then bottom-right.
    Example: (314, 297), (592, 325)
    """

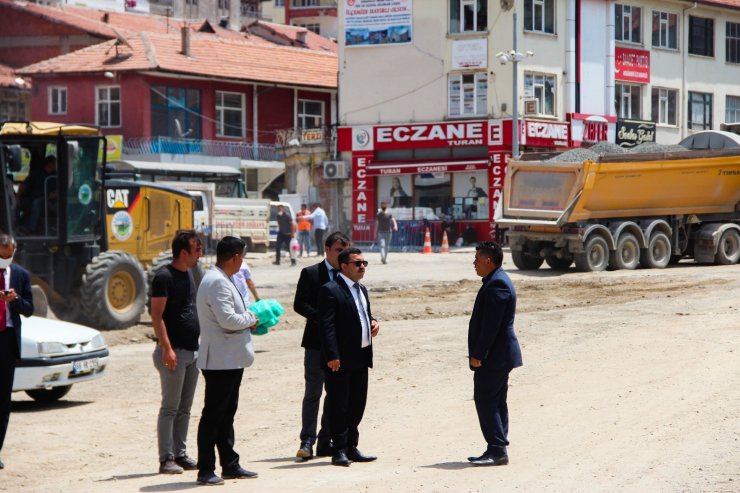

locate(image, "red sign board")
(521, 120), (570, 147)
(374, 121), (488, 150)
(352, 153), (376, 232)
(615, 47), (650, 83)
(366, 159), (488, 177)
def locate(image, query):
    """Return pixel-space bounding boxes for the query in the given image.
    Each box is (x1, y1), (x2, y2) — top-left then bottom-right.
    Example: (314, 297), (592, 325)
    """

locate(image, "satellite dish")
(500, 0), (514, 11)
(111, 27), (133, 50)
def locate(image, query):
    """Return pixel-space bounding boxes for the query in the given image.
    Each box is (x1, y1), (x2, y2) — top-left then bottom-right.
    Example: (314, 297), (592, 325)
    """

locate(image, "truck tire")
(147, 250), (206, 311)
(26, 385), (72, 402)
(715, 229), (740, 265)
(545, 254), (573, 270)
(80, 251), (147, 330)
(640, 232), (671, 269)
(609, 233), (640, 270)
(511, 250), (544, 271)
(575, 235), (609, 272)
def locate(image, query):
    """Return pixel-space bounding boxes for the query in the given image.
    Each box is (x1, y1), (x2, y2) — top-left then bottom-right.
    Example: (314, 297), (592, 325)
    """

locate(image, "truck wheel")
(715, 229), (740, 265)
(545, 254), (573, 270)
(26, 385), (72, 402)
(640, 232), (671, 269)
(147, 250), (205, 311)
(575, 235), (609, 272)
(511, 250), (544, 271)
(609, 233), (640, 270)
(80, 251), (147, 330)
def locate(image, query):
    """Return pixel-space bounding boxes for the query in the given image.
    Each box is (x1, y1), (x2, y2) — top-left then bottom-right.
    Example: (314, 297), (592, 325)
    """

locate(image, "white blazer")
(196, 266), (257, 370)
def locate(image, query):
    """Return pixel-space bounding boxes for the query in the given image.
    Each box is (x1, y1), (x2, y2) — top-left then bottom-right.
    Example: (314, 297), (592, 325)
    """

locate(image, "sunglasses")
(348, 260), (369, 267)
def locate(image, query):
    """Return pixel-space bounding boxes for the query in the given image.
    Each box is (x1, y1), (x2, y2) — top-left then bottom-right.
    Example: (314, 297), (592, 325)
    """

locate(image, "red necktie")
(0, 270), (6, 331)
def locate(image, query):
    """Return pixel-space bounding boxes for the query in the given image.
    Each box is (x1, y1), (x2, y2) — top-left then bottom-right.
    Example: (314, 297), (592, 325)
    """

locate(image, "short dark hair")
(324, 231), (350, 248)
(0, 233), (15, 248)
(216, 236), (246, 262)
(476, 241), (503, 266)
(171, 229), (200, 258)
(338, 247), (362, 265)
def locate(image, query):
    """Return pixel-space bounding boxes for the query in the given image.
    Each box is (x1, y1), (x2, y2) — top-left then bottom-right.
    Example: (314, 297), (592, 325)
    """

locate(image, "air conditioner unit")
(323, 161), (348, 180)
(523, 99), (538, 115)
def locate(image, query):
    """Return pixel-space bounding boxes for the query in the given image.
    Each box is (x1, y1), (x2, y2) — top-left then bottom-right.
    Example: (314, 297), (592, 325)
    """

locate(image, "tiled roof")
(699, 0), (740, 10)
(0, 62), (20, 87)
(246, 20), (337, 53)
(18, 31), (338, 89)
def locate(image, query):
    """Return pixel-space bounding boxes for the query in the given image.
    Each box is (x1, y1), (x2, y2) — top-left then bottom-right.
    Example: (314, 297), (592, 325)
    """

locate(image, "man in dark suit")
(293, 231), (350, 459)
(318, 247), (380, 467)
(0, 234), (34, 470)
(467, 241), (522, 466)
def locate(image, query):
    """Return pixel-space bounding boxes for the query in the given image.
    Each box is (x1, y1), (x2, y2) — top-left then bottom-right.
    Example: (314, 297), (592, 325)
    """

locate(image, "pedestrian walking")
(374, 202), (397, 264)
(150, 230), (203, 474)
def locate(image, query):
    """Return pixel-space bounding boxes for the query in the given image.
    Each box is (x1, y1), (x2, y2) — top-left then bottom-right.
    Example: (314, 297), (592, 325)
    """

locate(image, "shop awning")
(365, 159), (488, 176)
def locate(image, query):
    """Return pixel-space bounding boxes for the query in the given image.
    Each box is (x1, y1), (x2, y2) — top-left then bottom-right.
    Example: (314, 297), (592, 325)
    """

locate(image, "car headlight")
(38, 341), (69, 357)
(90, 334), (106, 350)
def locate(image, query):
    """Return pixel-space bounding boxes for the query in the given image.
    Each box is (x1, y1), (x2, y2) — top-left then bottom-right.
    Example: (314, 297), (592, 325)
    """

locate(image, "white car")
(13, 316), (110, 402)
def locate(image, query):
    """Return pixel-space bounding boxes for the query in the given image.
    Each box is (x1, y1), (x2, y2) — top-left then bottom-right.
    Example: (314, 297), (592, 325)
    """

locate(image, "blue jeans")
(153, 346), (199, 462)
(298, 230), (311, 256)
(378, 231), (392, 264)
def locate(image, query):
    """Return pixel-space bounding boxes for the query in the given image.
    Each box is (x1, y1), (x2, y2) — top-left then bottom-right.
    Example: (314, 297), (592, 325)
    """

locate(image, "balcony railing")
(123, 137), (281, 161)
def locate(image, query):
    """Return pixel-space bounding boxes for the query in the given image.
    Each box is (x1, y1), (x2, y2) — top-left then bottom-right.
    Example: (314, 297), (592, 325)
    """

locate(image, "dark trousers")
(314, 229), (326, 256)
(197, 369), (243, 475)
(473, 369), (510, 454)
(300, 349), (330, 445)
(275, 233), (291, 263)
(324, 365), (368, 451)
(0, 329), (18, 452)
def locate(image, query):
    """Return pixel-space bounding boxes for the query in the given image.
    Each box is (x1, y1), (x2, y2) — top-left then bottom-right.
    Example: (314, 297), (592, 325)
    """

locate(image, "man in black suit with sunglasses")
(318, 247), (379, 467)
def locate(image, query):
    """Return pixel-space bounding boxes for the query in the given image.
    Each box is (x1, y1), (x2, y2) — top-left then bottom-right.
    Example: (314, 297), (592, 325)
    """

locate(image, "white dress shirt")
(339, 273), (371, 348)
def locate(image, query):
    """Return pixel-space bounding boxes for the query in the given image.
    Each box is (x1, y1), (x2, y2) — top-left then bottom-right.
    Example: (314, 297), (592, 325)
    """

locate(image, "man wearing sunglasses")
(318, 248), (380, 467)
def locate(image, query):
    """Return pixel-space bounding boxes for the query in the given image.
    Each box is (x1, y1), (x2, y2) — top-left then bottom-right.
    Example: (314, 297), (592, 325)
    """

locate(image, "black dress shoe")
(346, 447), (377, 462)
(467, 451), (487, 462)
(196, 472), (224, 485)
(221, 466), (258, 479)
(296, 441), (313, 460)
(0, 457), (4, 469)
(331, 449), (352, 467)
(470, 453), (509, 466)
(315, 442), (333, 457)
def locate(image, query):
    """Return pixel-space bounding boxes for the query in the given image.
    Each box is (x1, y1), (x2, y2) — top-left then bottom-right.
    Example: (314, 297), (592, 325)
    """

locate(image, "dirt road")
(2, 249), (739, 492)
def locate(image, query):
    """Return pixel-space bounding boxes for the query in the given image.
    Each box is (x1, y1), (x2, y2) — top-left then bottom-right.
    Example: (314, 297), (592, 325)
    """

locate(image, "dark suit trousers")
(324, 364), (368, 451)
(0, 329), (18, 451)
(473, 369), (510, 454)
(197, 369), (243, 474)
(300, 348), (330, 445)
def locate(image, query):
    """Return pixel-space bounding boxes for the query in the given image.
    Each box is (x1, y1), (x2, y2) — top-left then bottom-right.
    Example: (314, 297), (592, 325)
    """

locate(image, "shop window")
(524, 0), (554, 34)
(448, 72), (487, 117)
(449, 0), (487, 34)
(726, 95), (740, 123)
(615, 83), (641, 119)
(652, 11), (677, 49)
(727, 21), (740, 64)
(616, 4), (641, 44)
(96, 86), (121, 128)
(651, 87), (677, 126)
(216, 91), (244, 138)
(688, 91), (712, 130)
(452, 171), (488, 220)
(524, 72), (556, 116)
(49, 87), (67, 115)
(689, 15), (714, 57)
(297, 99), (324, 129)
(414, 173), (449, 220)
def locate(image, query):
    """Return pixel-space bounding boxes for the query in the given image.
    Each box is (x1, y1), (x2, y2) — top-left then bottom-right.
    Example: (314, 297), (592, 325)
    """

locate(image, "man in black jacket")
(0, 234), (34, 470)
(318, 247), (380, 467)
(467, 241), (522, 466)
(292, 231), (350, 459)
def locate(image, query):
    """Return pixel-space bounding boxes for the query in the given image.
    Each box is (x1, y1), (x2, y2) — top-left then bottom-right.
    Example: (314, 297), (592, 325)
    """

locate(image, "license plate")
(72, 358), (99, 375)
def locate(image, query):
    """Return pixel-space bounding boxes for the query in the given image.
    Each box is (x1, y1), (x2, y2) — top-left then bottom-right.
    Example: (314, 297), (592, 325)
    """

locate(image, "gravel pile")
(546, 141), (687, 163)
(626, 142), (686, 153)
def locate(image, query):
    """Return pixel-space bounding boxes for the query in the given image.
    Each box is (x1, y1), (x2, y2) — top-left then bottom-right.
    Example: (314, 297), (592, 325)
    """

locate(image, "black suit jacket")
(293, 261), (331, 350)
(318, 276), (374, 370)
(6, 264), (34, 357)
(468, 267), (522, 372)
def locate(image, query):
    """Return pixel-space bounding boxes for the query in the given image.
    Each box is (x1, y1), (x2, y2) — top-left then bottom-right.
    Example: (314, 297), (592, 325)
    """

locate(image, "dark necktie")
(353, 282), (371, 343)
(0, 270), (6, 331)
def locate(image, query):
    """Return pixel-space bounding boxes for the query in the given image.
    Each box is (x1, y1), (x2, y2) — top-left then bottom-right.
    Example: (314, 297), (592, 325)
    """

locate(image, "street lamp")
(495, 12), (533, 159)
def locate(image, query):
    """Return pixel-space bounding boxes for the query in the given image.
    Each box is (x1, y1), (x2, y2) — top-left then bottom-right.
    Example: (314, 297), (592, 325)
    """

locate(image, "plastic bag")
(249, 299), (285, 335)
(289, 238), (299, 260)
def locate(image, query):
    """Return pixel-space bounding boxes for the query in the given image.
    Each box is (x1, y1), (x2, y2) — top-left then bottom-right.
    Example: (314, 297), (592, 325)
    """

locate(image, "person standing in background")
(306, 203), (329, 257)
(0, 234), (34, 470)
(296, 204), (312, 257)
(150, 230), (203, 475)
(231, 259), (261, 305)
(374, 202), (397, 264)
(273, 205), (296, 267)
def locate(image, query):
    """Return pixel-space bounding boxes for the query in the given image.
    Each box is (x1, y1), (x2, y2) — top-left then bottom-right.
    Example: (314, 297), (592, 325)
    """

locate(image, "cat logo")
(106, 189), (130, 209)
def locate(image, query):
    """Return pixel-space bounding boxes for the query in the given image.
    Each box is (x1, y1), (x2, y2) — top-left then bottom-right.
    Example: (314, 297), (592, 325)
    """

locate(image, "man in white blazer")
(195, 236), (259, 486)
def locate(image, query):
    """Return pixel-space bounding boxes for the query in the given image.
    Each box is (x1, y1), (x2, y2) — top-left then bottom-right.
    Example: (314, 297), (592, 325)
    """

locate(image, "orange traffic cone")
(422, 227), (433, 254)
(440, 230), (449, 253)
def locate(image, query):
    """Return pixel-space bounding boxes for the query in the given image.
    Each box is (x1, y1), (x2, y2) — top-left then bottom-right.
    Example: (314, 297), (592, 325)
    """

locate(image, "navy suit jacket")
(294, 261), (331, 350)
(6, 263), (34, 357)
(468, 266), (522, 372)
(318, 276), (374, 370)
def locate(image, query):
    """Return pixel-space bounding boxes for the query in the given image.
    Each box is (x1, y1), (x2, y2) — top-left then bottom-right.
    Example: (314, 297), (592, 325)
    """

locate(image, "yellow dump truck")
(496, 131), (740, 272)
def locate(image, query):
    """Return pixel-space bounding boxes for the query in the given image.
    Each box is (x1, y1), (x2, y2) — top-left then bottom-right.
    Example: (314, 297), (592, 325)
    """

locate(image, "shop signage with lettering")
(615, 47), (650, 83)
(521, 120), (570, 147)
(616, 119), (656, 148)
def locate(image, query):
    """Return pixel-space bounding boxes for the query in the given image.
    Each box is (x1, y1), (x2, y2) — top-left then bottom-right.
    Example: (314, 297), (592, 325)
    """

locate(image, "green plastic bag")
(249, 299), (284, 335)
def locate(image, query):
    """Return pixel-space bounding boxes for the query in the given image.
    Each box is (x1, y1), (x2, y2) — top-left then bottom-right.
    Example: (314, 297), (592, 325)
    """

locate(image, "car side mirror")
(1, 145), (22, 172)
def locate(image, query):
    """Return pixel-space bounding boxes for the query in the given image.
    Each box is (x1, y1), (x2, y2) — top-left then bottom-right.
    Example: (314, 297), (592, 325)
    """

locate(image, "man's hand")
(370, 319), (380, 337)
(163, 347), (177, 371)
(469, 357), (482, 368)
(0, 288), (17, 302)
(327, 359), (340, 372)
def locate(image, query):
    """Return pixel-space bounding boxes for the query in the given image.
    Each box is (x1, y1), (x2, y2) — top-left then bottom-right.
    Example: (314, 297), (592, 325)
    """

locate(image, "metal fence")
(123, 137), (281, 161)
